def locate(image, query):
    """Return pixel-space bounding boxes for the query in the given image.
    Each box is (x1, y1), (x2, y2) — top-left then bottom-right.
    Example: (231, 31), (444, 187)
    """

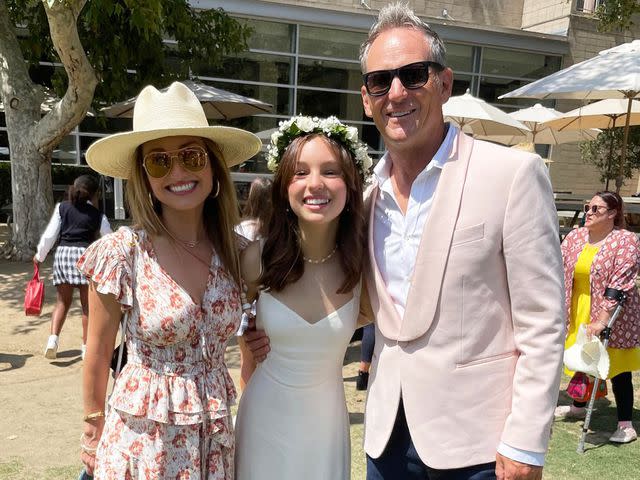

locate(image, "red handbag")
(24, 261), (45, 316)
(566, 372), (608, 403)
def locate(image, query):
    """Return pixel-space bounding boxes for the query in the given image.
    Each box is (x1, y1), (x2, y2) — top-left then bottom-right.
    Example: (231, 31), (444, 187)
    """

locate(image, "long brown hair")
(595, 190), (626, 228)
(260, 133), (366, 294)
(126, 138), (242, 284)
(242, 177), (273, 239)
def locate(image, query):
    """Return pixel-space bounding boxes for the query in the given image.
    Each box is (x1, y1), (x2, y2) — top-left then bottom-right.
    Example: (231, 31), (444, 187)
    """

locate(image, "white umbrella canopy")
(443, 89), (530, 139)
(477, 103), (600, 145)
(499, 40), (640, 101)
(101, 80), (273, 120)
(543, 99), (640, 131)
(499, 40), (640, 190)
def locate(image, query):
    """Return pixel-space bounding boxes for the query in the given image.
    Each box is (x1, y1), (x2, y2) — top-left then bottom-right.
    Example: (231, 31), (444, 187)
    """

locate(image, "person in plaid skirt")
(34, 174), (112, 360)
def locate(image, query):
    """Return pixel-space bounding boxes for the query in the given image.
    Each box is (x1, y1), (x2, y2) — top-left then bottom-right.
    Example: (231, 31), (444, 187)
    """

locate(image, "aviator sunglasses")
(143, 146), (209, 179)
(362, 61), (444, 96)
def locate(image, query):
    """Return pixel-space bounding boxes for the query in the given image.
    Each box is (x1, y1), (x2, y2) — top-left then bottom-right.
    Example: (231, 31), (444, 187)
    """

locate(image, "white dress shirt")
(35, 201), (112, 262)
(371, 124), (545, 467)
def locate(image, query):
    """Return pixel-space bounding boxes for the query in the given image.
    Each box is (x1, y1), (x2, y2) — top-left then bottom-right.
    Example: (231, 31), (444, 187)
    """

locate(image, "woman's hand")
(80, 422), (103, 475)
(586, 320), (606, 338)
(32, 255), (40, 264)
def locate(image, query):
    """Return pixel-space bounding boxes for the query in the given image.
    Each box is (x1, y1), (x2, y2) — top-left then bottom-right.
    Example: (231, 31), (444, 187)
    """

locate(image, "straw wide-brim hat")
(86, 82), (262, 179)
(563, 324), (610, 380)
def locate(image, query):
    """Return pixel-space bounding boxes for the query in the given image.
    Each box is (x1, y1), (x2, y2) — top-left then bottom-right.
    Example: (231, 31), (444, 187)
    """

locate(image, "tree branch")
(35, 0), (98, 152)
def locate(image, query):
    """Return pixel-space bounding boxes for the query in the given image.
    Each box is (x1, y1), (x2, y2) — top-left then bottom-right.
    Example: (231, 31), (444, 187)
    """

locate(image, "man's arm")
(500, 155), (565, 464)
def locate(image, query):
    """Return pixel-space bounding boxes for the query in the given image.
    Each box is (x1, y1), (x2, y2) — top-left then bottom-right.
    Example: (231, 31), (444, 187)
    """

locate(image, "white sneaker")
(554, 405), (586, 419)
(609, 426), (638, 443)
(44, 335), (58, 359)
(81, 344), (87, 360)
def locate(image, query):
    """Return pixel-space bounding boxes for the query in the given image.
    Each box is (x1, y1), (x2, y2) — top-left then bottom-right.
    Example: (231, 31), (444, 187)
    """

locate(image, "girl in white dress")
(234, 116), (372, 480)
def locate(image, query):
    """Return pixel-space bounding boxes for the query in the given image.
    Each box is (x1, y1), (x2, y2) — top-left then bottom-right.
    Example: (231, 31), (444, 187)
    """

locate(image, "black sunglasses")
(583, 204), (612, 214)
(362, 61), (444, 96)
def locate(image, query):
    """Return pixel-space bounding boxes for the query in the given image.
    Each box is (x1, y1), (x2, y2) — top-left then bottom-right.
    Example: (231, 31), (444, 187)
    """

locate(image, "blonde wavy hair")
(126, 139), (242, 284)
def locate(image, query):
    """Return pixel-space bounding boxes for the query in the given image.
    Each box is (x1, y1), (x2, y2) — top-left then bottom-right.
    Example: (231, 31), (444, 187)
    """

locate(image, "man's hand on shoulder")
(496, 453), (542, 480)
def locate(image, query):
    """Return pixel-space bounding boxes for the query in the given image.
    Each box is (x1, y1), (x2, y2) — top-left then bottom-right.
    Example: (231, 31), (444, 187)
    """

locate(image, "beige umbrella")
(543, 99), (640, 131)
(443, 90), (530, 139)
(101, 80), (272, 120)
(500, 40), (640, 191)
(544, 99), (640, 190)
(477, 103), (600, 146)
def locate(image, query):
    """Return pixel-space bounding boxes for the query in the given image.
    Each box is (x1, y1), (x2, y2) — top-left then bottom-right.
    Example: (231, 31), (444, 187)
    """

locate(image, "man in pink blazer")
(359, 4), (565, 480)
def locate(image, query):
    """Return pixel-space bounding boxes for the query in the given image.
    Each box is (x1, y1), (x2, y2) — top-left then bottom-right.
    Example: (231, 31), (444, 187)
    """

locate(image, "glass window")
(0, 130), (9, 160)
(452, 74), (473, 96)
(296, 89), (365, 122)
(298, 25), (365, 60)
(446, 43), (474, 73)
(196, 51), (292, 85)
(205, 81), (293, 117)
(245, 18), (294, 53)
(482, 48), (562, 79)
(52, 135), (79, 165)
(479, 77), (555, 108)
(298, 58), (362, 91)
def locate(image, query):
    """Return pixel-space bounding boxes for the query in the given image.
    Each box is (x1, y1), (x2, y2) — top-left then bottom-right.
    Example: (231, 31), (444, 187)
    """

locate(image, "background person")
(34, 174), (111, 360)
(557, 191), (640, 444)
(358, 3), (564, 479)
(76, 82), (261, 478)
(356, 323), (375, 390)
(235, 177), (273, 241)
(234, 116), (371, 479)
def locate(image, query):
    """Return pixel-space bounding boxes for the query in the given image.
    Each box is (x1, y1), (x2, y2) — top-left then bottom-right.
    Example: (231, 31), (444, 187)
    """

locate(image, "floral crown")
(266, 115), (372, 180)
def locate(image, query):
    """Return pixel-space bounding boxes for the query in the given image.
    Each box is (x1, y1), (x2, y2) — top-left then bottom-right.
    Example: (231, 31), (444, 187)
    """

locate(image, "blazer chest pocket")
(452, 222), (484, 246)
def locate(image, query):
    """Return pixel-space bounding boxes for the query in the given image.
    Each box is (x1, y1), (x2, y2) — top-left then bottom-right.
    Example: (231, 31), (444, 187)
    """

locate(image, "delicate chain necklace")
(162, 225), (202, 248)
(303, 245), (338, 264)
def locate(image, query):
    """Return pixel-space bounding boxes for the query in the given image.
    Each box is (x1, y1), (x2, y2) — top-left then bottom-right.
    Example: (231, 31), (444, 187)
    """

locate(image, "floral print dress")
(78, 227), (243, 480)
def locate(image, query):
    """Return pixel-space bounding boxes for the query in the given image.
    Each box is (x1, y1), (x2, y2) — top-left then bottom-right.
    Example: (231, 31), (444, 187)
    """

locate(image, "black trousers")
(366, 400), (496, 480)
(573, 371), (634, 421)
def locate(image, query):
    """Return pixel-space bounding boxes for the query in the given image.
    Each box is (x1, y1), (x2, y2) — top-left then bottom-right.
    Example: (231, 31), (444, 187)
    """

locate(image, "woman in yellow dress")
(557, 191), (640, 443)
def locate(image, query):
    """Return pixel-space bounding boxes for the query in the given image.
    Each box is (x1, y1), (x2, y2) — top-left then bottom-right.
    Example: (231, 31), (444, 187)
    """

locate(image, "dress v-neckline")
(263, 291), (355, 326)
(141, 231), (215, 307)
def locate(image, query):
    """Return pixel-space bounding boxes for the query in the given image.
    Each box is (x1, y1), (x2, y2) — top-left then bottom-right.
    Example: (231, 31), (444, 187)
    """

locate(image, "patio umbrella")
(101, 80), (272, 120)
(543, 99), (640, 190)
(443, 89), (530, 139)
(477, 103), (600, 146)
(499, 40), (640, 191)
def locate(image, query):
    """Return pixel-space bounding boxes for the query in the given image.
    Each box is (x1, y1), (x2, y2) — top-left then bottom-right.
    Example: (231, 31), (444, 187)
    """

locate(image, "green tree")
(0, 0), (251, 260)
(596, 0), (640, 32)
(581, 126), (640, 190)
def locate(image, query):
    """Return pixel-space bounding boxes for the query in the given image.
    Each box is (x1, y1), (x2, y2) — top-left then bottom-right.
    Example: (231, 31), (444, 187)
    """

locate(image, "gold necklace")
(162, 225), (202, 248)
(303, 245), (338, 264)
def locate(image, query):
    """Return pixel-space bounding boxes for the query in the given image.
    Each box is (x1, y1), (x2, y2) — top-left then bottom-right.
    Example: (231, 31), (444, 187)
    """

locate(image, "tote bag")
(24, 262), (45, 316)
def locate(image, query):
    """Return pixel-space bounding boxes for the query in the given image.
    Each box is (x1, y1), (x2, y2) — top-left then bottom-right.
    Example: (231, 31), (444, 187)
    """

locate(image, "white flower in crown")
(296, 116), (315, 132)
(266, 115), (372, 180)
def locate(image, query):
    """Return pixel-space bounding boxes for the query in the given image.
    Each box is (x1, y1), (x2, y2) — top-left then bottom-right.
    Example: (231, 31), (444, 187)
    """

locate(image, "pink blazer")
(561, 227), (640, 349)
(363, 132), (565, 468)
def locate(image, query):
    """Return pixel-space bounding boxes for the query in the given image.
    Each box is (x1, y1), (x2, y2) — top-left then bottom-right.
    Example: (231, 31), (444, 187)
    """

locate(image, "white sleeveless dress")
(234, 286), (360, 480)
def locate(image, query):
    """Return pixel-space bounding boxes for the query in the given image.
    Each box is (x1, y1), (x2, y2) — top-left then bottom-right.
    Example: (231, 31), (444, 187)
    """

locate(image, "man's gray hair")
(359, 2), (447, 73)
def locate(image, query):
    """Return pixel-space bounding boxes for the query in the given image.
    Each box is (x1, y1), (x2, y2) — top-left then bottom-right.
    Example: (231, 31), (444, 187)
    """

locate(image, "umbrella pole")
(616, 96), (635, 193)
(606, 119), (617, 191)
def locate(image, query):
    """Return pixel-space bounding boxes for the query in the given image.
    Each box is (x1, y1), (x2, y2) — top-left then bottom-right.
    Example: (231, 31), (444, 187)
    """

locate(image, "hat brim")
(86, 126), (262, 179)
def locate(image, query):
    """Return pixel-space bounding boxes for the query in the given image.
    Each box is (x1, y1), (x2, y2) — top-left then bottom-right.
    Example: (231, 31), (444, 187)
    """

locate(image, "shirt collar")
(373, 123), (458, 186)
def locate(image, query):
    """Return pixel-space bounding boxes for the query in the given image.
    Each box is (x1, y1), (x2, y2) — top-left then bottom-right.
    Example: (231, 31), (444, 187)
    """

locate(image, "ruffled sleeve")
(77, 226), (136, 309)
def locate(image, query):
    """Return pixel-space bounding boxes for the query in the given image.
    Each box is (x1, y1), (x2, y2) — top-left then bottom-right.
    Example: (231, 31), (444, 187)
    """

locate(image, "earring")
(148, 193), (154, 207)
(210, 179), (220, 199)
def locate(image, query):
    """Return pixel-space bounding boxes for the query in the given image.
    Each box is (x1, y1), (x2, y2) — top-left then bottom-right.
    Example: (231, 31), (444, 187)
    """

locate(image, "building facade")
(2, 0), (639, 216)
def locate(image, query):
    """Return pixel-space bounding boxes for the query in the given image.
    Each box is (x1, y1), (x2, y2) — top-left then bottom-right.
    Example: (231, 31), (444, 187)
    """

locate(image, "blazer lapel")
(398, 132), (473, 341)
(365, 184), (404, 339)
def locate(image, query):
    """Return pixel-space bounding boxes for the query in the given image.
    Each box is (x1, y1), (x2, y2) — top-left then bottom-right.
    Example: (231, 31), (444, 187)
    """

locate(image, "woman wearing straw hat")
(76, 82), (261, 478)
(556, 191), (640, 444)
